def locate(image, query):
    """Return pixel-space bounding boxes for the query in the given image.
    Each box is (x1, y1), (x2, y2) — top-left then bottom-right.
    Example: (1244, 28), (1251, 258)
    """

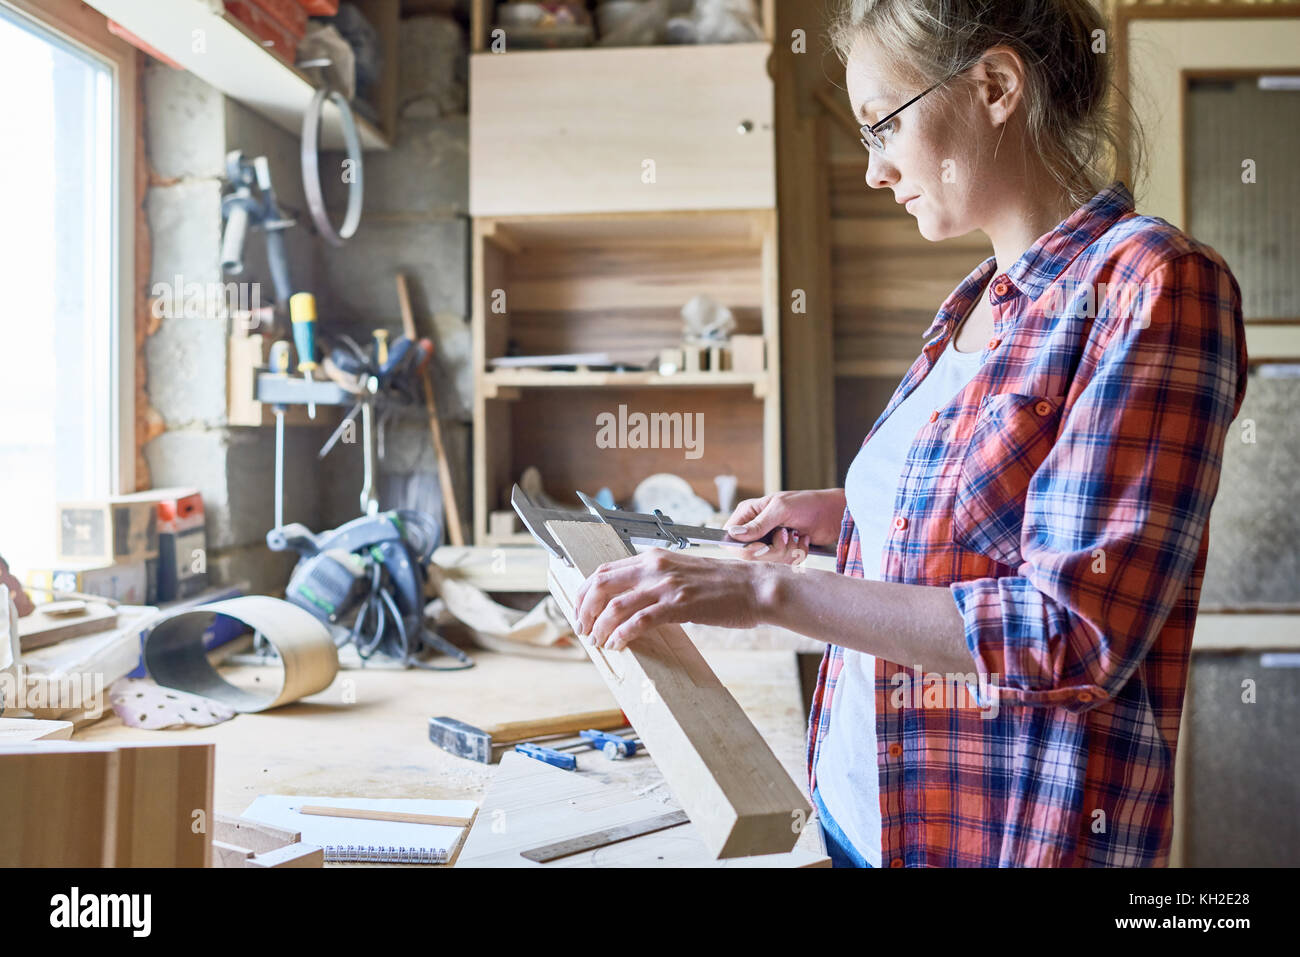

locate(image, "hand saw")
(510, 484), (836, 565)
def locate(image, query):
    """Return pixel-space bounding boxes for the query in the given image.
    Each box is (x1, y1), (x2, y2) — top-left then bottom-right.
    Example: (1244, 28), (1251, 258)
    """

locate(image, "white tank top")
(815, 331), (984, 866)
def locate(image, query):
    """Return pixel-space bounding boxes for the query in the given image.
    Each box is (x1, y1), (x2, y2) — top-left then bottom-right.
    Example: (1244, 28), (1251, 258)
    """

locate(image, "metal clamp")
(652, 509), (690, 549)
(301, 86), (364, 247)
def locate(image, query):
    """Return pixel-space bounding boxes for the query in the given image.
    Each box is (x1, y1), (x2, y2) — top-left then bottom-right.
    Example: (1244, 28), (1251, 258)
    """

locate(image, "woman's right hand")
(723, 489), (846, 564)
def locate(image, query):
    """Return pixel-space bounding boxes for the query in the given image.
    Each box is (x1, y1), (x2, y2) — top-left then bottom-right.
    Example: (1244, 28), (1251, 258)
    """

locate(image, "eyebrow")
(855, 98), (886, 123)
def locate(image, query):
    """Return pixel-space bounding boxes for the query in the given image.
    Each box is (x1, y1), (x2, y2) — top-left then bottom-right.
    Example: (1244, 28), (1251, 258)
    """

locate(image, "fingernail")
(753, 544), (770, 557)
(779, 529), (788, 545)
(726, 524), (747, 536)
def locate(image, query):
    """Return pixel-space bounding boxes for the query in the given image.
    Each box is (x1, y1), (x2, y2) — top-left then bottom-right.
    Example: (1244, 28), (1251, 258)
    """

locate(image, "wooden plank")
(774, 0), (837, 492)
(469, 44), (774, 216)
(17, 603), (118, 651)
(542, 521), (810, 859)
(114, 743), (214, 867)
(80, 0), (389, 149)
(212, 839), (256, 867)
(246, 843), (325, 868)
(0, 744), (120, 866)
(214, 813), (300, 853)
(458, 751), (826, 867)
(0, 719), (75, 741)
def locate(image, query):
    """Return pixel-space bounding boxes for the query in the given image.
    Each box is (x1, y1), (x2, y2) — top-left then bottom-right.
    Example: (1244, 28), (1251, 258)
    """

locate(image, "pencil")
(298, 805), (472, 827)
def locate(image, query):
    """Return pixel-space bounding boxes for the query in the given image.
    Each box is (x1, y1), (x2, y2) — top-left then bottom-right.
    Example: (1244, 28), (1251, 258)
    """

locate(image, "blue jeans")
(812, 786), (872, 868)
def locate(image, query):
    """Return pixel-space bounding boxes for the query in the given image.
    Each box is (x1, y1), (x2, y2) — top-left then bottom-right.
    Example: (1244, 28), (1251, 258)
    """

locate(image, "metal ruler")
(519, 809), (691, 863)
(510, 484), (835, 564)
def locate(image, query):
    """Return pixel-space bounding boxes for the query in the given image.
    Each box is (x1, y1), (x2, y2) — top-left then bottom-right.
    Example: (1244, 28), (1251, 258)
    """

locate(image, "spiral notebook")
(241, 795), (478, 864)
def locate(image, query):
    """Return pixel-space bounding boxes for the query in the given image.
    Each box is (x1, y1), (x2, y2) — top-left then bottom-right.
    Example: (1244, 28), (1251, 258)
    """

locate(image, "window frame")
(2, 0), (137, 494)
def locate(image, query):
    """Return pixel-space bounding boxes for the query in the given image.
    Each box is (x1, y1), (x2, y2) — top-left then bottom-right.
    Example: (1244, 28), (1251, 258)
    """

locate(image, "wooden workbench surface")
(73, 648), (816, 857)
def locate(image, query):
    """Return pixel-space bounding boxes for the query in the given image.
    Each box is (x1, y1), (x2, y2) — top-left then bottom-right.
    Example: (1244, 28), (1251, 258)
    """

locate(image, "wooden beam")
(543, 520), (810, 859)
(774, 0), (838, 490)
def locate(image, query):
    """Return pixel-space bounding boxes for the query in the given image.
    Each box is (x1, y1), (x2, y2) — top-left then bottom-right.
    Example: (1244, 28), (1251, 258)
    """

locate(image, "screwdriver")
(289, 292), (319, 419)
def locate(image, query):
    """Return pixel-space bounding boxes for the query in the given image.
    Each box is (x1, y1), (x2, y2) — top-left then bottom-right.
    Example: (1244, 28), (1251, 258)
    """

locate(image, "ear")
(969, 45), (1027, 127)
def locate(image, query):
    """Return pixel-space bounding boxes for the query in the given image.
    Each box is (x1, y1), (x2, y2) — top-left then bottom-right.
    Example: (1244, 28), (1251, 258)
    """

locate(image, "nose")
(865, 149), (896, 190)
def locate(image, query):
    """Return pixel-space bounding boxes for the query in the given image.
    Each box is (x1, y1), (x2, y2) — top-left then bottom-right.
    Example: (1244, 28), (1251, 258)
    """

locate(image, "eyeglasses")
(859, 69), (964, 157)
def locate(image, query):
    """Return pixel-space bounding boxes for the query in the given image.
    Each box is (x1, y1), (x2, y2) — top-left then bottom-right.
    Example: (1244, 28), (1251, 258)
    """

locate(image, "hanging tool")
(220, 151), (295, 304)
(289, 293), (319, 420)
(510, 484), (838, 565)
(396, 273), (465, 546)
(269, 340), (294, 530)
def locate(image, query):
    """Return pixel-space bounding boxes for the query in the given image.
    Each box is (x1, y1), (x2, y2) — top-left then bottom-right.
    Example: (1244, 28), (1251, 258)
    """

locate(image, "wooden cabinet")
(469, 43), (775, 217)
(467, 2), (780, 544)
(472, 210), (782, 544)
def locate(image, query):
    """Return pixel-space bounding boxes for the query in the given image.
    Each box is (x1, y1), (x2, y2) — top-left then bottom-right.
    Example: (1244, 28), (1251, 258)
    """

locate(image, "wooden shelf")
(483, 369), (768, 398)
(82, 0), (397, 150)
(472, 208), (782, 545)
(469, 0), (775, 53)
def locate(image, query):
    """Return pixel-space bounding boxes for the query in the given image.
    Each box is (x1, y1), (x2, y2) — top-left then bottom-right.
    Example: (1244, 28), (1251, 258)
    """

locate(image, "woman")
(572, 0), (1248, 867)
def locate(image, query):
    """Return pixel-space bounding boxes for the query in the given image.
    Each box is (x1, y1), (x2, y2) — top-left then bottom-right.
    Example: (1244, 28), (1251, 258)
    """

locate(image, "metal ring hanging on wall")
(301, 85), (364, 246)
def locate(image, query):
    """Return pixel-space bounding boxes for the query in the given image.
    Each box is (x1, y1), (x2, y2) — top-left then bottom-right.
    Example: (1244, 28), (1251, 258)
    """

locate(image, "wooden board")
(457, 751), (826, 868)
(469, 44), (774, 216)
(0, 741), (213, 866)
(17, 602), (118, 651)
(543, 520), (811, 859)
(0, 744), (121, 866)
(0, 718), (74, 741)
(114, 742), (214, 867)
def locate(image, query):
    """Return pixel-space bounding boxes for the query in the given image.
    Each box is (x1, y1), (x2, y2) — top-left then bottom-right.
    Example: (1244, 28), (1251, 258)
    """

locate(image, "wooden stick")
(544, 520), (810, 859)
(486, 707), (627, 742)
(298, 805), (473, 828)
(396, 273), (466, 546)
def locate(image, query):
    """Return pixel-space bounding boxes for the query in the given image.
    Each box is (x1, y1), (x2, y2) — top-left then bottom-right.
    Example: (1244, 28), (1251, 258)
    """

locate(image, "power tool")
(266, 510), (472, 670)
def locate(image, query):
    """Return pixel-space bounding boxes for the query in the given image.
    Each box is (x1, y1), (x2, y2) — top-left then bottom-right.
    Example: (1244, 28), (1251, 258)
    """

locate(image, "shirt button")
(1034, 400), (1052, 416)
(892, 516), (907, 531)
(993, 278), (1011, 297)
(928, 410), (939, 423)
(890, 858), (905, 868)
(987, 337), (1001, 350)
(887, 742), (903, 758)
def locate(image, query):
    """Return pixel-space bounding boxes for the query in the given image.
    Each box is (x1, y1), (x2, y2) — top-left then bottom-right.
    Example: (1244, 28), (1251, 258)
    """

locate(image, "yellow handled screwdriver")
(289, 292), (318, 419)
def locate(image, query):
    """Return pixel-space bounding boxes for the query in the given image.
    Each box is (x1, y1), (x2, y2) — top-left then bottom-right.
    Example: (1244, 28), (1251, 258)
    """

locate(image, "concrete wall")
(139, 11), (473, 591)
(316, 13), (472, 543)
(142, 62), (333, 591)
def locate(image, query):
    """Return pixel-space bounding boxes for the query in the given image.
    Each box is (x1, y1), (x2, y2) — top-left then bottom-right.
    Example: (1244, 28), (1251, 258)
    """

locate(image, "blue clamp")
(514, 742), (577, 771)
(580, 729), (639, 759)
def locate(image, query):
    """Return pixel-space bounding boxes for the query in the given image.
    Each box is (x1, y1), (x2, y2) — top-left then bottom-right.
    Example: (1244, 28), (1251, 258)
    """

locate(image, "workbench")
(73, 646), (820, 865)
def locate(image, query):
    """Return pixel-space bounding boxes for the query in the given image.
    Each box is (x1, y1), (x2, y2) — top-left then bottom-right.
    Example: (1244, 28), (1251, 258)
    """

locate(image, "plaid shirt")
(806, 182), (1248, 867)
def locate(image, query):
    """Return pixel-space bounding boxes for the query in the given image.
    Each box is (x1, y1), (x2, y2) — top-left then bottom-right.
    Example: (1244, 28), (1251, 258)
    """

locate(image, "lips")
(898, 194), (919, 207)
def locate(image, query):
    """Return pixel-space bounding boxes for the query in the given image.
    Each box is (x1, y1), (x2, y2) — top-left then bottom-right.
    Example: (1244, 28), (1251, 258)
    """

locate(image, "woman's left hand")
(573, 549), (763, 651)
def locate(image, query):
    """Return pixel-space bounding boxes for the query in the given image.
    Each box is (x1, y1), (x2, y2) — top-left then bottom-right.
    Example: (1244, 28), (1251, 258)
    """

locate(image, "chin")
(913, 211), (967, 243)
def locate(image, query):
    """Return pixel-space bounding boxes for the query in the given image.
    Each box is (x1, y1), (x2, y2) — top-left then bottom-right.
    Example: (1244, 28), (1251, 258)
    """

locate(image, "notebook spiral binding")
(324, 845), (449, 864)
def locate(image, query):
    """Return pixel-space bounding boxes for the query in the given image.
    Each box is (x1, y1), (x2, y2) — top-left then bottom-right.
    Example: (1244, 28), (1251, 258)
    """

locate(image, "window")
(0, 0), (132, 572)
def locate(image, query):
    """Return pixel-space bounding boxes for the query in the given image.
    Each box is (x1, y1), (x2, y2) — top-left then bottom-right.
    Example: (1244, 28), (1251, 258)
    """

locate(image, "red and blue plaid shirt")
(806, 182), (1249, 867)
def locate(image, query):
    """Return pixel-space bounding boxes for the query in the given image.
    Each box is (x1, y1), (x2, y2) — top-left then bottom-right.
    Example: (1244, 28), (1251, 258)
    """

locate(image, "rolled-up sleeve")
(950, 251), (1246, 712)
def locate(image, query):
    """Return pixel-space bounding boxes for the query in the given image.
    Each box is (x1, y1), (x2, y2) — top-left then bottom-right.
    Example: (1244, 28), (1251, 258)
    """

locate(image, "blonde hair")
(828, 0), (1144, 208)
